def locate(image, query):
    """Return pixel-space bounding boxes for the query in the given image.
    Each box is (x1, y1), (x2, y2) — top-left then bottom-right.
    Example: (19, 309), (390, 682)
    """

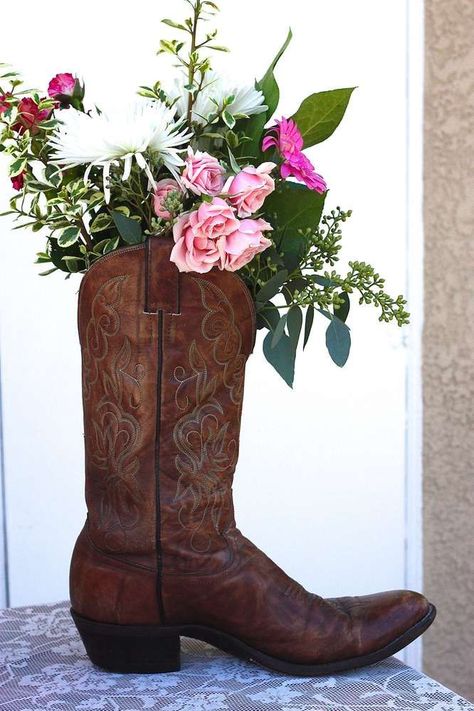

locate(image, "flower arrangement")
(0, 0), (409, 386)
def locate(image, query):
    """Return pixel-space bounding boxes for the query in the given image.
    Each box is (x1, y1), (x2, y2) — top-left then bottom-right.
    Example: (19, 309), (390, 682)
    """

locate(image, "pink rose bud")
(170, 197), (239, 273)
(153, 178), (181, 219)
(11, 171), (25, 191)
(224, 162), (276, 218)
(224, 218), (273, 272)
(12, 97), (51, 135)
(181, 147), (225, 197)
(48, 73), (76, 98)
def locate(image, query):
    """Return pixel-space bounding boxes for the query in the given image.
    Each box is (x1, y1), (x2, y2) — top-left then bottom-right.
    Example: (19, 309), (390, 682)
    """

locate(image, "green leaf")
(264, 182), (325, 271)
(265, 182), (325, 236)
(39, 267), (58, 276)
(9, 157), (27, 177)
(57, 226), (80, 247)
(263, 331), (295, 387)
(111, 211), (142, 244)
(227, 147), (240, 173)
(303, 305), (314, 350)
(61, 255), (83, 272)
(35, 252), (50, 264)
(88, 191), (105, 209)
(312, 274), (337, 287)
(287, 305), (302, 352)
(161, 18), (188, 31)
(237, 29), (292, 161)
(38, 120), (58, 131)
(256, 269), (288, 304)
(325, 316), (351, 367)
(260, 28), (292, 119)
(104, 236), (120, 253)
(256, 301), (280, 330)
(290, 88), (355, 147)
(90, 213), (113, 233)
(44, 164), (62, 187)
(271, 313), (287, 348)
(222, 110), (236, 129)
(335, 291), (350, 322)
(283, 276), (308, 302)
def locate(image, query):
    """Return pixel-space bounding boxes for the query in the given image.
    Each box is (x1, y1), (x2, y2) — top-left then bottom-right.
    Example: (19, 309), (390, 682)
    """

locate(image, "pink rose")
(11, 172), (25, 191)
(153, 178), (181, 219)
(12, 97), (51, 135)
(181, 147), (225, 196)
(224, 218), (273, 272)
(224, 162), (276, 217)
(170, 198), (239, 273)
(48, 73), (76, 98)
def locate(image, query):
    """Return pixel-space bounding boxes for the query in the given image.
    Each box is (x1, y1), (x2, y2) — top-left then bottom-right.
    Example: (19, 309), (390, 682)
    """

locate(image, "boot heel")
(71, 609), (181, 673)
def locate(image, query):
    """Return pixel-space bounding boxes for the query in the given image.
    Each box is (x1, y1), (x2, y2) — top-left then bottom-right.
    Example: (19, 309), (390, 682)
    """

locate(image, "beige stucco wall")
(423, 0), (474, 701)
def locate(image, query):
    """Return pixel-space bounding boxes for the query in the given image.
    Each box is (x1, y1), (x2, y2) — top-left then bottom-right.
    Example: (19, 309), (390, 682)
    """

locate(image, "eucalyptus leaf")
(335, 291), (350, 323)
(287, 305), (302, 352)
(256, 269), (288, 304)
(311, 274), (337, 287)
(271, 313), (287, 348)
(325, 316), (351, 367)
(263, 331), (295, 387)
(303, 305), (314, 350)
(256, 301), (280, 331)
(291, 88), (355, 147)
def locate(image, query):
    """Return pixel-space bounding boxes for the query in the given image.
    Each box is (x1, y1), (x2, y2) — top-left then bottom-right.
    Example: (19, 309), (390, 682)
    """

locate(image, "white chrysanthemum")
(168, 71), (267, 126)
(49, 100), (191, 200)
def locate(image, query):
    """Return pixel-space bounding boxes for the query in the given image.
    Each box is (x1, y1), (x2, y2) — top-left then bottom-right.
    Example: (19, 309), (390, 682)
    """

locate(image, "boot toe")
(328, 589), (431, 657)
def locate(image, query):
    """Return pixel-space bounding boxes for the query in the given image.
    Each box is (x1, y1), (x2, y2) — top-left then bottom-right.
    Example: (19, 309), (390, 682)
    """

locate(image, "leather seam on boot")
(155, 309), (166, 623)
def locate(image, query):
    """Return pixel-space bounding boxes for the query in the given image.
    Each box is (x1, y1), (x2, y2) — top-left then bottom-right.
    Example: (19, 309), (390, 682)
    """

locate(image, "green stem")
(187, 1), (200, 126)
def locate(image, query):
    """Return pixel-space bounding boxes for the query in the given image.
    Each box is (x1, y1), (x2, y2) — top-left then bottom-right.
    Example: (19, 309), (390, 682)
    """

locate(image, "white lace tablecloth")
(0, 602), (472, 711)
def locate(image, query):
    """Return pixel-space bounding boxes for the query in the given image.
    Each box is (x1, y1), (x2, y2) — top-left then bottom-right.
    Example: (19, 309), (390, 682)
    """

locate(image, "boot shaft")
(78, 239), (255, 574)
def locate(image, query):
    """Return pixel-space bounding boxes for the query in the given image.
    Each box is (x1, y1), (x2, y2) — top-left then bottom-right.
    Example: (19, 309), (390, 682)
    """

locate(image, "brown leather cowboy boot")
(70, 239), (435, 675)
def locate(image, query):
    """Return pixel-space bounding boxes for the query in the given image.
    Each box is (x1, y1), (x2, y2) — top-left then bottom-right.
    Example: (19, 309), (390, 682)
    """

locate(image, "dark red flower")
(0, 93), (12, 115)
(12, 97), (51, 135)
(11, 172), (25, 190)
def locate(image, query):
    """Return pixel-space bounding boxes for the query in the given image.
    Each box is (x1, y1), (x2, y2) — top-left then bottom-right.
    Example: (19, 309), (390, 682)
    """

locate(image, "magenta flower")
(262, 117), (303, 158)
(48, 73), (76, 98)
(281, 152), (327, 193)
(262, 116), (327, 194)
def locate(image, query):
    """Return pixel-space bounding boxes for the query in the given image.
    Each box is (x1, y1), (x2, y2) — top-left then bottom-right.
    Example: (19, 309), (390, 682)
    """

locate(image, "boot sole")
(71, 604), (436, 676)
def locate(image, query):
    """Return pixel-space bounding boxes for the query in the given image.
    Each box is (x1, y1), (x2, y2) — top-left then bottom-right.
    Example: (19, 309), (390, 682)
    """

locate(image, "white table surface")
(0, 601), (472, 711)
